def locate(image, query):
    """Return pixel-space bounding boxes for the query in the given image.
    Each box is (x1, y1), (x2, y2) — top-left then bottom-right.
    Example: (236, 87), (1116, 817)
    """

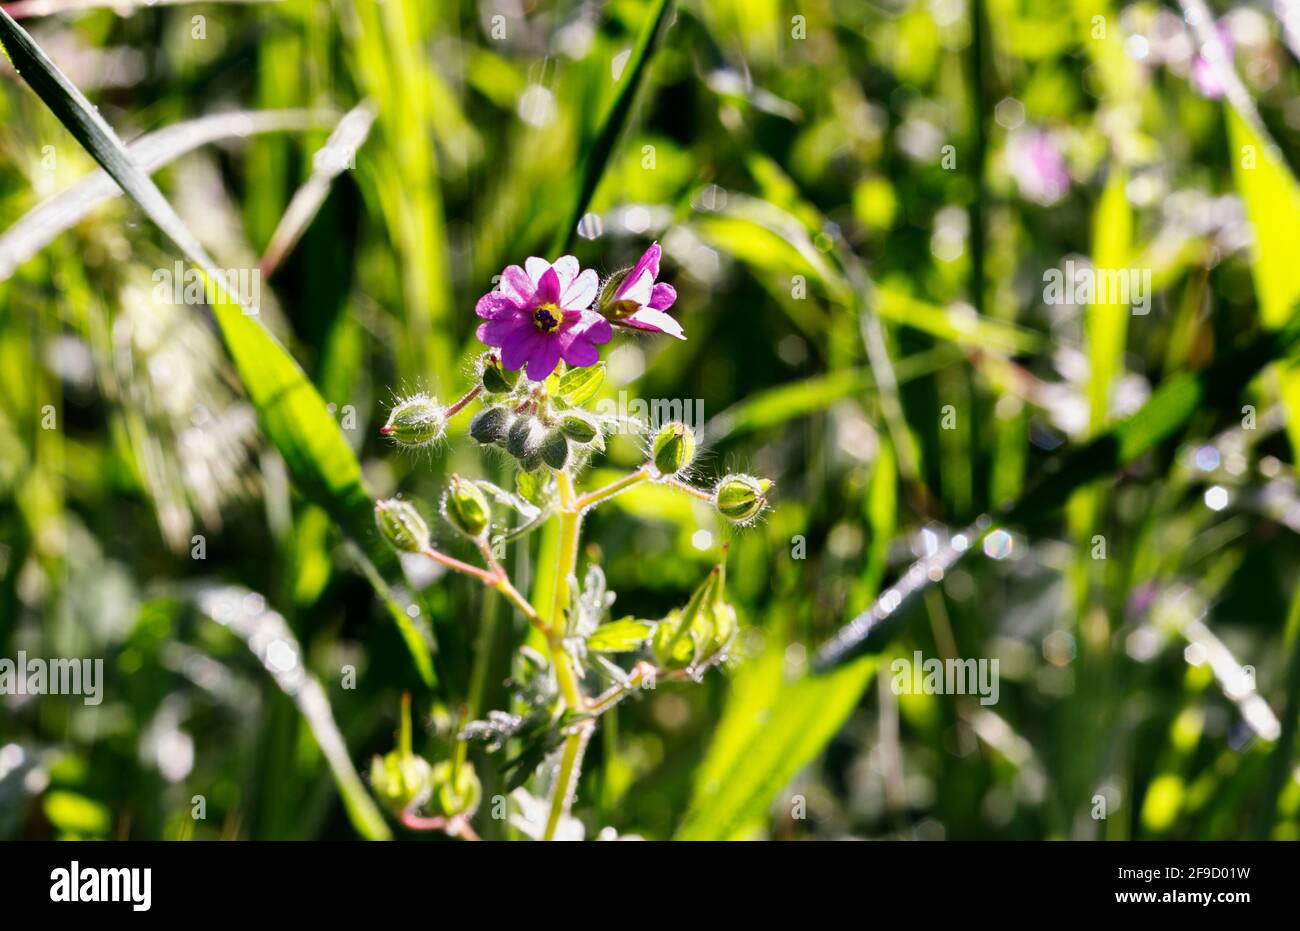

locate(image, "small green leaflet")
(587, 618), (654, 652)
(557, 362), (606, 406)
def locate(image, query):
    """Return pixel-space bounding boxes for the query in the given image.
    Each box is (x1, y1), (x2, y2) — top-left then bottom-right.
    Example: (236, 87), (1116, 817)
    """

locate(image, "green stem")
(421, 547), (500, 586)
(664, 476), (713, 503)
(541, 470), (589, 840)
(577, 465), (651, 510)
(548, 471), (585, 710)
(543, 722), (592, 841)
(398, 691), (413, 758)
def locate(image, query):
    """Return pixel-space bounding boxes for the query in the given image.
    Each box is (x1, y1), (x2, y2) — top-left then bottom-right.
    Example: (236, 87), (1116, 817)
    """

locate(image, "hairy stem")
(497, 574), (549, 635)
(425, 542), (551, 636)
(444, 383), (483, 418)
(548, 470), (585, 710)
(543, 721), (593, 841)
(664, 476), (713, 503)
(577, 464), (651, 510)
(587, 662), (689, 715)
(399, 809), (480, 841)
(542, 470), (589, 840)
(421, 547), (500, 585)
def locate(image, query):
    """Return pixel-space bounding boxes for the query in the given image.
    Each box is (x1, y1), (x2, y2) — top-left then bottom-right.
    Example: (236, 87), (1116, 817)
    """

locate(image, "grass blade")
(0, 9), (436, 686)
(816, 314), (1300, 670)
(196, 585), (391, 840)
(1, 109), (333, 281)
(549, 0), (674, 254)
(692, 318), (1300, 840)
(676, 657), (877, 839)
(259, 102), (376, 278)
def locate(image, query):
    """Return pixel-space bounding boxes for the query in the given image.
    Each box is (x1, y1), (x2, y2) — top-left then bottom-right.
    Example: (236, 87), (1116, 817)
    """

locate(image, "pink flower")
(598, 242), (684, 340)
(1007, 129), (1070, 206)
(1191, 24), (1234, 100)
(476, 256), (611, 381)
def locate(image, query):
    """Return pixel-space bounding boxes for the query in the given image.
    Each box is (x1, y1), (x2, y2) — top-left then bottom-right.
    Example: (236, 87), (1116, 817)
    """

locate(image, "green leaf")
(516, 469), (549, 508)
(196, 586), (392, 840)
(0, 9), (435, 687)
(549, 0), (674, 253)
(556, 362), (606, 407)
(677, 656), (877, 839)
(1228, 107), (1300, 460)
(1084, 168), (1133, 436)
(0, 109), (330, 282)
(1228, 110), (1300, 330)
(587, 617), (654, 652)
(43, 791), (111, 838)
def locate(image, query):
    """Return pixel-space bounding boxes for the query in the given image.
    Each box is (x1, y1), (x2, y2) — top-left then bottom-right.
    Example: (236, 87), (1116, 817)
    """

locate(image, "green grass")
(2, 0), (1299, 842)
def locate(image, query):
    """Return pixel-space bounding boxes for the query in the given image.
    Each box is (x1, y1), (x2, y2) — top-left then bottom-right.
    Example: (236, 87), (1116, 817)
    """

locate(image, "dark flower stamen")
(534, 303), (562, 333)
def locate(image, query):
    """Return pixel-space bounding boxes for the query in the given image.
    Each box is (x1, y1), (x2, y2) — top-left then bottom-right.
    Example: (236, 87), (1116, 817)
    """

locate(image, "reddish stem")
(445, 384), (483, 418)
(421, 547), (500, 585)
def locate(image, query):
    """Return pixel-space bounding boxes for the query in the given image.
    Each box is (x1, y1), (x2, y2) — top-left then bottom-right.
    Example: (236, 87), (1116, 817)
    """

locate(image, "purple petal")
(476, 291), (520, 319)
(524, 257), (550, 287)
(535, 266), (562, 304)
(627, 242), (661, 286)
(477, 314), (529, 349)
(617, 269), (654, 307)
(558, 314), (611, 365)
(648, 282), (677, 311)
(561, 268), (599, 310)
(560, 334), (602, 368)
(551, 255), (580, 292)
(499, 326), (545, 371)
(620, 307), (685, 340)
(524, 338), (563, 380)
(564, 310), (613, 343)
(500, 265), (534, 304)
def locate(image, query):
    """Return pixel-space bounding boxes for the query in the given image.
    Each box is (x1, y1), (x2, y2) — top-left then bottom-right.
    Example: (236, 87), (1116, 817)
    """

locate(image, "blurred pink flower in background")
(1190, 23), (1234, 99)
(1007, 129), (1070, 206)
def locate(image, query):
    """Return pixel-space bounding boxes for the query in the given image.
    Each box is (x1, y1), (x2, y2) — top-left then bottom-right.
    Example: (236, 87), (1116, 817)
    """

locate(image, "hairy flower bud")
(714, 474), (770, 523)
(370, 750), (433, 813)
(652, 421), (696, 476)
(597, 267), (637, 318)
(541, 429), (570, 470)
(469, 405), (511, 446)
(701, 601), (737, 666)
(480, 352), (517, 394)
(382, 394), (446, 447)
(430, 760), (482, 818)
(651, 560), (737, 670)
(375, 498), (430, 554)
(443, 475), (491, 538)
(558, 411), (599, 444)
(505, 414), (546, 461)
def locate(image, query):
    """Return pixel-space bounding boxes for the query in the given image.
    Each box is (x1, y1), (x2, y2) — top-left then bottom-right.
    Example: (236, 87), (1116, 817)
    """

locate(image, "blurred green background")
(2, 0), (1300, 840)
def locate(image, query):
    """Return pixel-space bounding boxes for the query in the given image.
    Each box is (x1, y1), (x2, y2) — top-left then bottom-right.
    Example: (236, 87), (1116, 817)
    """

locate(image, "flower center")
(533, 303), (562, 333)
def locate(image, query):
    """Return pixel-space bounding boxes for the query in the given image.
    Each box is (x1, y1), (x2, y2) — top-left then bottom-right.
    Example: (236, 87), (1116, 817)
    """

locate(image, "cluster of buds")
(369, 694), (481, 822)
(649, 561), (737, 671)
(469, 353), (606, 472)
